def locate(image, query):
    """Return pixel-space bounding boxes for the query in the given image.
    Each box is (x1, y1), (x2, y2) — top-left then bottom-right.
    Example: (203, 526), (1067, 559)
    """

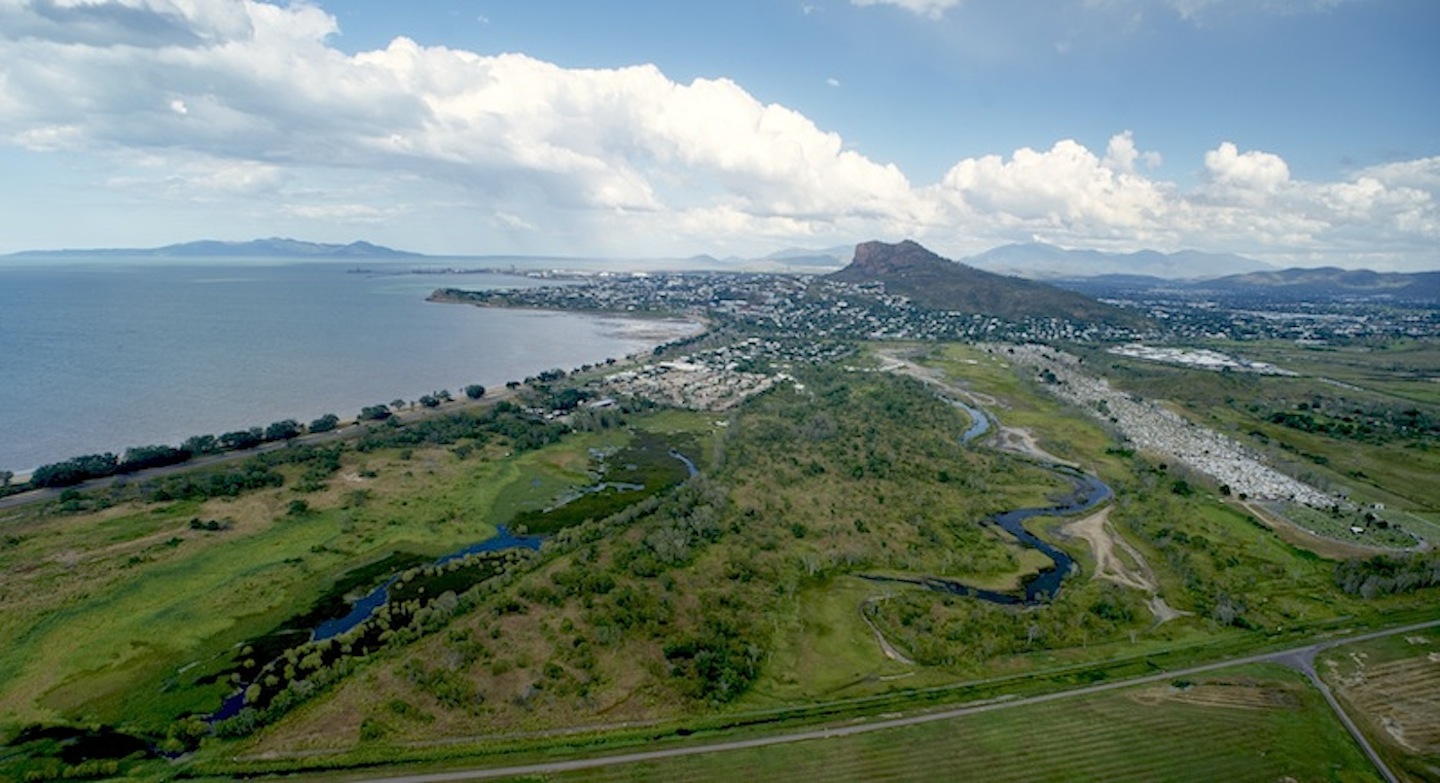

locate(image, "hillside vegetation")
(830, 240), (1147, 328)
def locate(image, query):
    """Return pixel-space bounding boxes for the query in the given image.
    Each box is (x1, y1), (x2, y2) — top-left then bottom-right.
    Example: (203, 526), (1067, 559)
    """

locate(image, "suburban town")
(433, 267), (1437, 345)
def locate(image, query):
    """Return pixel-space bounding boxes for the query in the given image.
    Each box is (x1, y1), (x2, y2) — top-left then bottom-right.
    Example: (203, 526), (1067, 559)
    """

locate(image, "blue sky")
(1, 0), (1436, 269)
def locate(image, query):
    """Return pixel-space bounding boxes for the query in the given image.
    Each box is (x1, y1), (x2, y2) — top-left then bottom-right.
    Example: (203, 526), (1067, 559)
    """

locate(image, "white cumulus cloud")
(850, 0), (962, 20)
(0, 0), (1433, 267)
(1204, 141), (1291, 193)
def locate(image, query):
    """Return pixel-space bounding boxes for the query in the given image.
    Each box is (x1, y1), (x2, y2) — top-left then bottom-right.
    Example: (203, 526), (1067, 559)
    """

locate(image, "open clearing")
(1060, 507), (1186, 623)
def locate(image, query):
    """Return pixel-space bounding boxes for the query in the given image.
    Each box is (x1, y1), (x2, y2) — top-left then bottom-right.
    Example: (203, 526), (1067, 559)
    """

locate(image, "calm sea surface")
(0, 259), (699, 473)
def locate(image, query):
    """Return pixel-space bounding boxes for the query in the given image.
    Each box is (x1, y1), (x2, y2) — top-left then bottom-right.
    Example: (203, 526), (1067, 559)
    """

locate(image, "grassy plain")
(542, 665), (1379, 783)
(0, 416), (697, 734)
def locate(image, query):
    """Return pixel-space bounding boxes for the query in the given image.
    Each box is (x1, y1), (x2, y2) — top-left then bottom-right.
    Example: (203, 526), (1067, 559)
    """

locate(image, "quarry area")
(1001, 343), (1338, 508)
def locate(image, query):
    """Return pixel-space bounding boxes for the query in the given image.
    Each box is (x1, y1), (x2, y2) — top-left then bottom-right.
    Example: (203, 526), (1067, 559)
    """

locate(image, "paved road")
(340, 619), (1440, 783)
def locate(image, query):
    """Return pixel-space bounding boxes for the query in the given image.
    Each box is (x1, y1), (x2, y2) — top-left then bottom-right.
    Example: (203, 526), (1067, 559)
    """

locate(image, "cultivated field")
(545, 665), (1380, 783)
(1320, 627), (1440, 782)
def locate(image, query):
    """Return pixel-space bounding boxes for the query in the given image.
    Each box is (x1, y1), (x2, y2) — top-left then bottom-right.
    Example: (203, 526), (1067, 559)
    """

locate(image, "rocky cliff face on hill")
(830, 240), (1147, 327)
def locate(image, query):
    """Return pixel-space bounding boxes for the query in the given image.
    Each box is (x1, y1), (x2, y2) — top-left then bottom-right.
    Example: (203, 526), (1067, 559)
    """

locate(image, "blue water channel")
(309, 527), (543, 643)
(210, 450), (698, 722)
(949, 398), (992, 444)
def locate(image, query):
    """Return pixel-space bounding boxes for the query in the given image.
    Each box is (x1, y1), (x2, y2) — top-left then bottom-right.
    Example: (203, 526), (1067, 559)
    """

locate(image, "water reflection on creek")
(310, 527), (543, 643)
(210, 450), (697, 722)
(864, 402), (1111, 606)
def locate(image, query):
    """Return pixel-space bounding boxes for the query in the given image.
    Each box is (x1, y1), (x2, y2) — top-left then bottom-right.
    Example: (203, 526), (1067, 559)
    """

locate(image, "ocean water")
(0, 259), (699, 474)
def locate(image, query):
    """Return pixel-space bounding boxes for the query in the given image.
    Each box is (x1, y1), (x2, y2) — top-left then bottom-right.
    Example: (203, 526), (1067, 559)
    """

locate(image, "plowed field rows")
(1343, 655), (1440, 754)
(553, 669), (1376, 783)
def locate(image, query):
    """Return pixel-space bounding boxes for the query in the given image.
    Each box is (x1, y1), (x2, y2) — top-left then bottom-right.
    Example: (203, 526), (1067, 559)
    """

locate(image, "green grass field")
(543, 664), (1379, 783)
(0, 421), (703, 734)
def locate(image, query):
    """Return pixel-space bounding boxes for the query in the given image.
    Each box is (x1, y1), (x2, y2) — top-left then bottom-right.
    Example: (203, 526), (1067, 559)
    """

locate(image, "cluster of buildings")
(1103, 295), (1438, 343)
(441, 272), (1142, 344)
(601, 360), (779, 411)
(597, 338), (849, 411)
(1106, 344), (1297, 375)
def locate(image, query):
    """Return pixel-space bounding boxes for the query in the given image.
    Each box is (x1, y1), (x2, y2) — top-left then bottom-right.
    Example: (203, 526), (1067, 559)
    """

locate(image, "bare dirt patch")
(991, 425), (1077, 467)
(1060, 507), (1188, 623)
(1335, 655), (1440, 754)
(1131, 679), (1301, 711)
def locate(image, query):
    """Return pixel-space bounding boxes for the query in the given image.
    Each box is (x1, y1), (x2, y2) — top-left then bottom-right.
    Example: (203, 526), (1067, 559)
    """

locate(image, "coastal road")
(338, 619), (1440, 783)
(0, 389), (519, 513)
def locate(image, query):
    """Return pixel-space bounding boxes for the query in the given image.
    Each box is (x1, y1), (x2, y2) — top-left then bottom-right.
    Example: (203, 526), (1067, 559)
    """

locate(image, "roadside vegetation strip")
(341, 662), (1379, 783)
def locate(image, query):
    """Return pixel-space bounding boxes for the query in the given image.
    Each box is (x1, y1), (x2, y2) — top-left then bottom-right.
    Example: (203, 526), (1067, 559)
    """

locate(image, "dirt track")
(1061, 507), (1187, 623)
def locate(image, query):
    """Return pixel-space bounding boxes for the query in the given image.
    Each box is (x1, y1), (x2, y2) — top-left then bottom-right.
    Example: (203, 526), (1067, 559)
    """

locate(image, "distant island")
(5, 238), (424, 259)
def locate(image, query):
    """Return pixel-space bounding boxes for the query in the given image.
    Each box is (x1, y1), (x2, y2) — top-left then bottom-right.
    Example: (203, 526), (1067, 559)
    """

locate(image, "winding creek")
(210, 450), (699, 722)
(865, 396), (1113, 606)
(209, 396), (1097, 723)
(309, 527), (544, 643)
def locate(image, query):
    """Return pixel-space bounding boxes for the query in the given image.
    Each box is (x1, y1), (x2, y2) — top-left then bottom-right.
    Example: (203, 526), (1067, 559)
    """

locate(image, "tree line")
(1334, 552), (1440, 598)
(17, 384), (490, 491)
(26, 417), (314, 489)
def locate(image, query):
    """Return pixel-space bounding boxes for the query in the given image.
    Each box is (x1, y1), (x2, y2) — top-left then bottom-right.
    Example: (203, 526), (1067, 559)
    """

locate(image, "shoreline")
(2, 314), (704, 490)
(0, 260), (702, 477)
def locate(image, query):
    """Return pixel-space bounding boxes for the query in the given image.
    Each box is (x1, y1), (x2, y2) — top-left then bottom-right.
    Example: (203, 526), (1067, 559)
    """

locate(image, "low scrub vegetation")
(3, 341), (1437, 781)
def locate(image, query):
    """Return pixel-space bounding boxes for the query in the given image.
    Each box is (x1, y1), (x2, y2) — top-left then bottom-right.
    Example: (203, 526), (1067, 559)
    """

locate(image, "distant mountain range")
(961, 242), (1269, 280)
(829, 239), (1147, 327)
(6, 238), (421, 259)
(9, 239), (1432, 305)
(1198, 267), (1440, 301)
(1054, 267), (1440, 304)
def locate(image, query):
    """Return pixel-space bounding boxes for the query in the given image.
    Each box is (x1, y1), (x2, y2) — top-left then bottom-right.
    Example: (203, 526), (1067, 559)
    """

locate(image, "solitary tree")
(359, 404), (392, 421)
(309, 413), (340, 433)
(1, 470), (13, 488)
(264, 419), (302, 442)
(464, 384), (486, 400)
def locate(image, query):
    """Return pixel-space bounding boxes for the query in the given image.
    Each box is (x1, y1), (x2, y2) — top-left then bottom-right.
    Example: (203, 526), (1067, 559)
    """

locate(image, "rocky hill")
(830, 239), (1147, 327)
